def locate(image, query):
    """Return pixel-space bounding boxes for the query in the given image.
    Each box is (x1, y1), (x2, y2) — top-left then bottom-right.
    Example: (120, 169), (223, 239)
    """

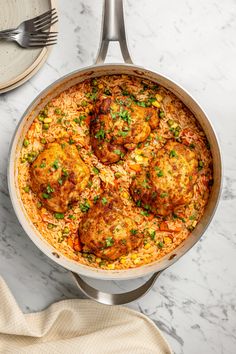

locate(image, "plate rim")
(0, 0), (57, 91)
(0, 44), (51, 94)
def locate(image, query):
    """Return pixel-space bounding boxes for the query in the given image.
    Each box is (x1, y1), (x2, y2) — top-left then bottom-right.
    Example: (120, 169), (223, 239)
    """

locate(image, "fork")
(0, 31), (58, 48)
(0, 8), (58, 35)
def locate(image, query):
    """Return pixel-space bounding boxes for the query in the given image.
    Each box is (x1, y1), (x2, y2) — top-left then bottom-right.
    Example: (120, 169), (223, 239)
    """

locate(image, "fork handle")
(0, 31), (18, 39)
(0, 28), (16, 35)
(0, 34), (13, 39)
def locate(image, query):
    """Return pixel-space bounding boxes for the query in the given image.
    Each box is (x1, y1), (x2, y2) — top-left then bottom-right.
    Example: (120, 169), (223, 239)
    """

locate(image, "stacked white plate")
(0, 0), (57, 93)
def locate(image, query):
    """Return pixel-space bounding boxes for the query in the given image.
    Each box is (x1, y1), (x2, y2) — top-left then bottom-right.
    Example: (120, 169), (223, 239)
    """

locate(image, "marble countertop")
(0, 0), (236, 353)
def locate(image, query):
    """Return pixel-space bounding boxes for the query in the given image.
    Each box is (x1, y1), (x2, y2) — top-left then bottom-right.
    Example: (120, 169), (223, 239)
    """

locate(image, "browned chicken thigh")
(30, 142), (90, 213)
(90, 96), (159, 164)
(78, 192), (143, 260)
(130, 141), (198, 216)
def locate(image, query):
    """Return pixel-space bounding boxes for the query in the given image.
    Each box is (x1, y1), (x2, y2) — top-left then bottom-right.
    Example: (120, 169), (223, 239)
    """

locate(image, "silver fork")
(0, 31), (58, 48)
(0, 8), (58, 35)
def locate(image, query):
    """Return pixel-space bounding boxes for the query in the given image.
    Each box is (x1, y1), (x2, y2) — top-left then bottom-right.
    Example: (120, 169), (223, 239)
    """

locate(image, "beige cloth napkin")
(0, 277), (172, 354)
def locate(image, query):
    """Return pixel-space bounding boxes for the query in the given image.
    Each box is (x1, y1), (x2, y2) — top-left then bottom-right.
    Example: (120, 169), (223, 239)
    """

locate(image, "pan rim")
(7, 62), (223, 280)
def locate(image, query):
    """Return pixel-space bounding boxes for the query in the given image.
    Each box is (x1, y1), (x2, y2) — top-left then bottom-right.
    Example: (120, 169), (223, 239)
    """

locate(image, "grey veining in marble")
(0, 0), (236, 353)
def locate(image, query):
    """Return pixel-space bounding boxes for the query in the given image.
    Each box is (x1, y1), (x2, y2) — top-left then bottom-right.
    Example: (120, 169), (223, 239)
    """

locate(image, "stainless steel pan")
(8, 0), (222, 305)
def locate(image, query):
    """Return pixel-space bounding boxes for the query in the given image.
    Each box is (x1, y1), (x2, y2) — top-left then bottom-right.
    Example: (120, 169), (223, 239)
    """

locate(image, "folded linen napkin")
(0, 277), (172, 354)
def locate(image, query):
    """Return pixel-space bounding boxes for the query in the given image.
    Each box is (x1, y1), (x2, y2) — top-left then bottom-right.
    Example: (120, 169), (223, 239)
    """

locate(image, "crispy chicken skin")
(30, 142), (90, 213)
(78, 192), (143, 260)
(130, 141), (198, 216)
(90, 96), (159, 164)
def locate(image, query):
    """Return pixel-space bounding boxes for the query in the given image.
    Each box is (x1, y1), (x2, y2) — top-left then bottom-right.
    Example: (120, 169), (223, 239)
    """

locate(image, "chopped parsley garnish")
(101, 197), (108, 205)
(141, 179), (151, 189)
(147, 97), (156, 104)
(93, 195), (100, 203)
(68, 214), (76, 220)
(155, 167), (163, 177)
(189, 214), (196, 220)
(158, 241), (164, 248)
(95, 129), (106, 140)
(86, 92), (97, 101)
(42, 193), (50, 199)
(136, 200), (142, 207)
(122, 89), (129, 96)
(110, 111), (117, 119)
(144, 204), (151, 210)
(104, 88), (111, 96)
(52, 159), (59, 170)
(46, 184), (54, 193)
(93, 167), (99, 175)
(118, 131), (128, 137)
(105, 237), (114, 247)
(62, 168), (69, 177)
(160, 192), (168, 198)
(46, 185), (54, 194)
(54, 213), (64, 219)
(80, 201), (90, 212)
(136, 101), (146, 107)
(114, 149), (121, 155)
(119, 108), (131, 124)
(150, 231), (156, 240)
(40, 162), (46, 168)
(140, 210), (149, 217)
(69, 137), (75, 145)
(169, 150), (177, 158)
(58, 178), (63, 185)
(130, 229), (138, 235)
(173, 213), (186, 223)
(87, 180), (93, 188)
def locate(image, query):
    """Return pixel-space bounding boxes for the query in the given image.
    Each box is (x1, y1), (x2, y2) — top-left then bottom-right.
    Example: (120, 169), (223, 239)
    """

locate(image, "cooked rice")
(18, 75), (213, 270)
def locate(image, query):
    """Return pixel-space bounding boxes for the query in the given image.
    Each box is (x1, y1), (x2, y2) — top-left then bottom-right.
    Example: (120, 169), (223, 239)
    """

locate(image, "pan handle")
(71, 271), (162, 305)
(95, 0), (133, 65)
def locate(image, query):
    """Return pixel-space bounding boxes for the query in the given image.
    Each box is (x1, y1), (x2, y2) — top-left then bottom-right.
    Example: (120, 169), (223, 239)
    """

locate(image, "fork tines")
(32, 8), (58, 32)
(28, 32), (58, 47)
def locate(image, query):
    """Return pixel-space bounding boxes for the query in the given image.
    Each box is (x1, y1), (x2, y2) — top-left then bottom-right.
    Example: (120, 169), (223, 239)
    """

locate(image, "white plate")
(0, 46), (49, 94)
(0, 0), (57, 92)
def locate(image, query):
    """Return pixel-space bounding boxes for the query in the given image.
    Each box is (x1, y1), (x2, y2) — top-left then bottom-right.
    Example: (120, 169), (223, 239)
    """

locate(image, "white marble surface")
(0, 0), (236, 353)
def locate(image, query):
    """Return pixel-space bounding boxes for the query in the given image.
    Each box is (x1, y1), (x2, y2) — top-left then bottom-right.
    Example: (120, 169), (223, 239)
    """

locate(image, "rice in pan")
(18, 75), (213, 270)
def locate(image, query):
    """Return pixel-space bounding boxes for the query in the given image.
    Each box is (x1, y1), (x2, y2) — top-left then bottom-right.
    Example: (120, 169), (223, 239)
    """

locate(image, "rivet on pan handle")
(72, 271), (162, 305)
(95, 0), (133, 65)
